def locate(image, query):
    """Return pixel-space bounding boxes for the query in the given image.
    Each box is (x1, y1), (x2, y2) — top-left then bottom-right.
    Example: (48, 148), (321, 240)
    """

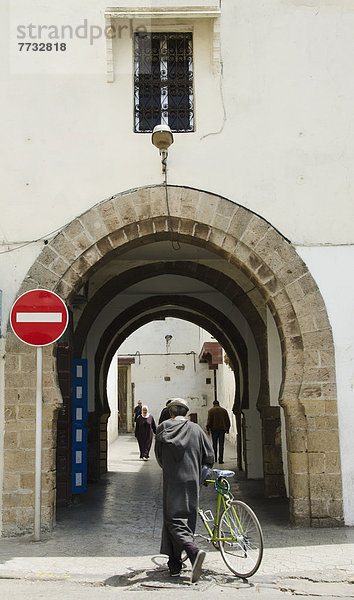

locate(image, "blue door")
(72, 359), (88, 494)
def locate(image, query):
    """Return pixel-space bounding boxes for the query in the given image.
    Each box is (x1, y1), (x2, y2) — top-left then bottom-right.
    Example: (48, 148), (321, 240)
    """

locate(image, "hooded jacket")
(155, 416), (214, 556)
(155, 416), (196, 462)
(155, 417), (214, 486)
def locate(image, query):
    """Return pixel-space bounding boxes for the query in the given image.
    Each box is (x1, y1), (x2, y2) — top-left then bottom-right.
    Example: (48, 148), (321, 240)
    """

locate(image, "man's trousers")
(211, 429), (226, 462)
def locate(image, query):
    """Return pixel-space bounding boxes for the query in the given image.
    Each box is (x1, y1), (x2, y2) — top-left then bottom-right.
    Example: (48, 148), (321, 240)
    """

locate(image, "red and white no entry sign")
(10, 289), (69, 346)
(10, 289), (69, 540)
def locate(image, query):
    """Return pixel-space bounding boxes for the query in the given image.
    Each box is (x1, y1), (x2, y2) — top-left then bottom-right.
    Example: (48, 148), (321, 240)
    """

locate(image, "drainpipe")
(213, 369), (217, 404)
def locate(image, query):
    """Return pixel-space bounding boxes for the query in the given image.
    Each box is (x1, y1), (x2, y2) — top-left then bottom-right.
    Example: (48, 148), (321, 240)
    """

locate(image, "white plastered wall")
(107, 355), (118, 444)
(115, 319), (216, 427)
(216, 360), (237, 444)
(297, 246), (354, 526)
(2, 0), (354, 247)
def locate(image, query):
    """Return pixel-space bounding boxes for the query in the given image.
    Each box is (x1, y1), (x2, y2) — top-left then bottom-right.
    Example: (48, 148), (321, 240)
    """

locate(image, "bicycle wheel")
(218, 500), (263, 578)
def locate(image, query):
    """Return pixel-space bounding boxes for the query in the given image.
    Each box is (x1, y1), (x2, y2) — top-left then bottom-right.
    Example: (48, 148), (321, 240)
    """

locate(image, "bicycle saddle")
(212, 469), (235, 478)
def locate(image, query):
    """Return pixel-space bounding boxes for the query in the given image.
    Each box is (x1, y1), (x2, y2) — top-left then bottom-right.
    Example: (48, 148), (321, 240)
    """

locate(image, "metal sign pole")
(34, 346), (43, 542)
(10, 290), (69, 539)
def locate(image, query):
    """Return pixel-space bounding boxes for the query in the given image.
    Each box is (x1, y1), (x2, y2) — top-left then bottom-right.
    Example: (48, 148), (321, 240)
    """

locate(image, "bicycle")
(183, 468), (264, 579)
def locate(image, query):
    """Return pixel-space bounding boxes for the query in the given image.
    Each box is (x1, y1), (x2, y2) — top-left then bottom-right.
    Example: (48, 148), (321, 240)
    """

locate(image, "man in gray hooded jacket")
(155, 398), (214, 582)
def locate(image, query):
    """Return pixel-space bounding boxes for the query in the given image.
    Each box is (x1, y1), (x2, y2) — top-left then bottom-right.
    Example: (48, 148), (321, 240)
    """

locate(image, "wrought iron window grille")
(134, 32), (194, 133)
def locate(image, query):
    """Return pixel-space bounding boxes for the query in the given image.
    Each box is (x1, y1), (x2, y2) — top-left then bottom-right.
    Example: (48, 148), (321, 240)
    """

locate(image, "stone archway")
(3, 185), (343, 534)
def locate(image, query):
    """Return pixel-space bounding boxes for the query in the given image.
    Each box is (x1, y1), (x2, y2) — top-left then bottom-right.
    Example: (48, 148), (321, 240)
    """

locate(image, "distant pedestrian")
(134, 400), (142, 422)
(135, 405), (156, 460)
(155, 398), (214, 582)
(206, 400), (230, 464)
(158, 399), (172, 424)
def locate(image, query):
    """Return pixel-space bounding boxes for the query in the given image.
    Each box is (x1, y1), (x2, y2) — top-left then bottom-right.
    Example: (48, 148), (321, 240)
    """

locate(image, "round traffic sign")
(10, 289), (69, 347)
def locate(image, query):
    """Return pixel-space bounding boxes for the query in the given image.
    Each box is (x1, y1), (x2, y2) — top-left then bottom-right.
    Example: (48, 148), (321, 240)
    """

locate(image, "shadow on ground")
(103, 559), (255, 591)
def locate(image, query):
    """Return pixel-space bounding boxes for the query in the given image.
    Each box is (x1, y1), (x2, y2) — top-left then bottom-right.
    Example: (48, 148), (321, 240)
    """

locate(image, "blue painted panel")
(72, 358), (88, 494)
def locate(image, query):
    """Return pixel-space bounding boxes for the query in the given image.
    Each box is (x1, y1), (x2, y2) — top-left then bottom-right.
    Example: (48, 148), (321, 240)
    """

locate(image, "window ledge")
(105, 5), (221, 82)
(105, 6), (221, 19)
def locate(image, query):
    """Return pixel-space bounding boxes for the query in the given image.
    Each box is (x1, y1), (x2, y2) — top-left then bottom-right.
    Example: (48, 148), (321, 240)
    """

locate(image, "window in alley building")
(134, 32), (194, 132)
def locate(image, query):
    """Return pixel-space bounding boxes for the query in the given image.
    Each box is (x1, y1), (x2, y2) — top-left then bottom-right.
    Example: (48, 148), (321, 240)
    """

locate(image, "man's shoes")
(219, 460), (224, 464)
(168, 557), (182, 577)
(190, 550), (206, 583)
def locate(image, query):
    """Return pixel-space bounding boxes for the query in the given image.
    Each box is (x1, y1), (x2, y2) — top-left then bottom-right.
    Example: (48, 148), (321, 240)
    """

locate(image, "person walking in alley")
(135, 405), (156, 460)
(206, 400), (230, 464)
(155, 398), (214, 582)
(158, 399), (172, 424)
(134, 400), (142, 422)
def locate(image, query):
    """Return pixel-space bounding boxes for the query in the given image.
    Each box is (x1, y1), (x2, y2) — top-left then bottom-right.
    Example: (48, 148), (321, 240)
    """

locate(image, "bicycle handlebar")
(202, 475), (231, 497)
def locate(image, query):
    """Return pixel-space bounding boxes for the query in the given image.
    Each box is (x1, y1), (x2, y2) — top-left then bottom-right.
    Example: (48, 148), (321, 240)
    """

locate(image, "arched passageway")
(3, 185), (343, 535)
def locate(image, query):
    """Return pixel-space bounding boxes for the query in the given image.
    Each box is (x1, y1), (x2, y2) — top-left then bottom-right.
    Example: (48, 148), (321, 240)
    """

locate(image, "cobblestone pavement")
(0, 435), (353, 599)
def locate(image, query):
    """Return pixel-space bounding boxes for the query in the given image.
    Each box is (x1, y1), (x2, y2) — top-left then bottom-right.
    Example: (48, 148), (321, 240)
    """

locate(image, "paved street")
(0, 434), (353, 598)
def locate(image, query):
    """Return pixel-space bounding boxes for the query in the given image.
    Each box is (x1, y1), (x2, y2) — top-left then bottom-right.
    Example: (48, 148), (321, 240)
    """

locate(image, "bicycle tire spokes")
(218, 500), (263, 578)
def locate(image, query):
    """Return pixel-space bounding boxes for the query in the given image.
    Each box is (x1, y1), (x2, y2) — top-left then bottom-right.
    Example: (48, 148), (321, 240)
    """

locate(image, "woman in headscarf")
(135, 405), (157, 460)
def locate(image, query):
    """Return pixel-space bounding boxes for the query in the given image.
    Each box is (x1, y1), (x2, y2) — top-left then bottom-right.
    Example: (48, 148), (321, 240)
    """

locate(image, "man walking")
(133, 400), (142, 422)
(155, 398), (214, 582)
(206, 400), (230, 464)
(158, 399), (172, 424)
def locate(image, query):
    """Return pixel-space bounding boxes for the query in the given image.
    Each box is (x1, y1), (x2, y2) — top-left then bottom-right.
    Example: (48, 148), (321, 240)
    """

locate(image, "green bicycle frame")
(198, 478), (244, 543)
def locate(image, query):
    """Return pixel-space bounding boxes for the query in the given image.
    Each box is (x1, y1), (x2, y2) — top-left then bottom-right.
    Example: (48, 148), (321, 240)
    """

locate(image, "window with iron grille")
(134, 32), (194, 133)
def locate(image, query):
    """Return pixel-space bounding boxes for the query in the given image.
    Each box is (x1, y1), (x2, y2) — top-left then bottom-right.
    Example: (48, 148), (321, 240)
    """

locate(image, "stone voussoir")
(196, 191), (218, 225)
(211, 197), (237, 231)
(51, 231), (82, 263)
(97, 198), (123, 230)
(240, 215), (271, 249)
(26, 263), (59, 290)
(176, 187), (201, 220)
(253, 226), (285, 258)
(54, 278), (74, 300)
(63, 218), (85, 241)
(71, 231), (95, 254)
(193, 221), (210, 243)
(138, 219), (155, 238)
(227, 206), (253, 240)
(37, 245), (60, 269)
(78, 207), (110, 243)
(96, 236), (114, 257)
(115, 195), (138, 225)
